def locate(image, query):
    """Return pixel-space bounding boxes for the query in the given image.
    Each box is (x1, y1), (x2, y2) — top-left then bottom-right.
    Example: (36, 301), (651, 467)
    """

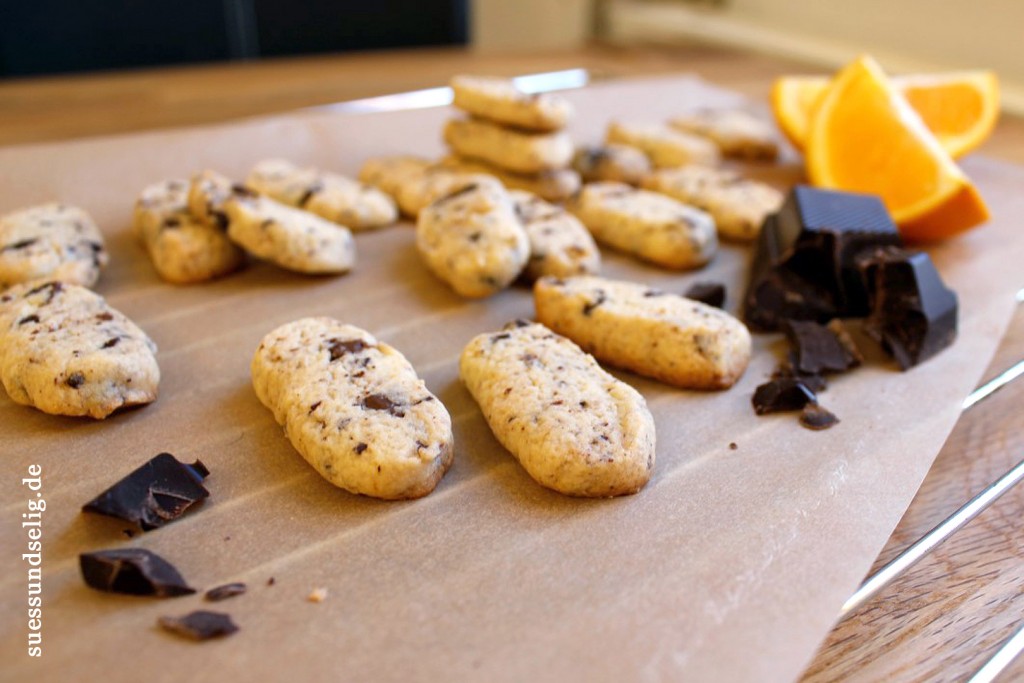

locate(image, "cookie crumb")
(307, 587), (328, 603)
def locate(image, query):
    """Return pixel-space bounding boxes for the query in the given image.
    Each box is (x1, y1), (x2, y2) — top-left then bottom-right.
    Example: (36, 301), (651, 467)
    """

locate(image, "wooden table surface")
(2, 43), (1022, 681)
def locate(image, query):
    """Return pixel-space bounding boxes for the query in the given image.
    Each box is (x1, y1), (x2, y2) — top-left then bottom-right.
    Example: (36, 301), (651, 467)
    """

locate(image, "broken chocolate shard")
(684, 281), (726, 308)
(82, 452), (210, 531)
(781, 318), (862, 375)
(752, 377), (817, 415)
(743, 186), (901, 330)
(860, 246), (958, 369)
(800, 404), (840, 430)
(772, 359), (828, 393)
(158, 611), (239, 641)
(204, 582), (247, 602)
(80, 548), (196, 597)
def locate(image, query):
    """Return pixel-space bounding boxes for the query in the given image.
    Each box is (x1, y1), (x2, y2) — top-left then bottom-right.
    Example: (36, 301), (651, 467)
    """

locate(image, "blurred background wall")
(2, 0), (1020, 113)
(598, 0), (1024, 111)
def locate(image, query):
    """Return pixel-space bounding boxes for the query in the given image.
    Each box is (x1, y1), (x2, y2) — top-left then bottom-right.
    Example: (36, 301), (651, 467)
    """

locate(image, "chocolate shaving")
(82, 452), (210, 531)
(752, 378), (817, 414)
(204, 583), (247, 602)
(17, 314), (40, 326)
(800, 404), (840, 430)
(781, 319), (862, 375)
(79, 548), (195, 597)
(158, 611), (239, 641)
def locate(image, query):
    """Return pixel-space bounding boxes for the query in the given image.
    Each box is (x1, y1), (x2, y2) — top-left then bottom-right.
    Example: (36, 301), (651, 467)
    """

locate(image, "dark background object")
(0, 0), (469, 78)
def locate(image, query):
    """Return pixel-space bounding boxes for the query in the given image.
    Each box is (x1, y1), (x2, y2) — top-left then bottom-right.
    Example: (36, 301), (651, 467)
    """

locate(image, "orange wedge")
(806, 55), (989, 242)
(898, 71), (1000, 158)
(771, 75), (829, 150)
(773, 70), (999, 158)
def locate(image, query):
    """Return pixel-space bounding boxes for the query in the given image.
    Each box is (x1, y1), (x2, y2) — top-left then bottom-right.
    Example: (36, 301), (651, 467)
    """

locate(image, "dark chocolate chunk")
(163, 216), (181, 229)
(17, 314), (40, 326)
(204, 583), (247, 602)
(2, 238), (38, 251)
(101, 337), (120, 349)
(782, 319), (862, 375)
(684, 281), (726, 308)
(297, 180), (325, 207)
(362, 393), (405, 417)
(82, 452), (210, 531)
(328, 338), (368, 361)
(752, 378), (817, 414)
(65, 372), (85, 388)
(26, 281), (63, 304)
(433, 183), (478, 206)
(211, 211), (229, 231)
(860, 247), (958, 369)
(230, 183), (257, 198)
(800, 404), (840, 430)
(582, 290), (607, 315)
(743, 186), (901, 329)
(80, 548), (195, 597)
(158, 611), (239, 641)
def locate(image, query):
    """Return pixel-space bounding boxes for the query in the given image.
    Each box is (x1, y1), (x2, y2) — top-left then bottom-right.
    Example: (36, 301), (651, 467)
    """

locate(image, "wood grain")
(2, 42), (1023, 681)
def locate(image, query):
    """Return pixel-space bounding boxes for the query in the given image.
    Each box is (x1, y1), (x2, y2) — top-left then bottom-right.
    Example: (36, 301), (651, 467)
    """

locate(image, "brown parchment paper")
(1, 75), (1023, 683)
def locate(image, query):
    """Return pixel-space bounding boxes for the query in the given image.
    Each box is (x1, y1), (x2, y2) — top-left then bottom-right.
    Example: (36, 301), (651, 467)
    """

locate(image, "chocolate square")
(744, 186), (901, 329)
(860, 247), (958, 369)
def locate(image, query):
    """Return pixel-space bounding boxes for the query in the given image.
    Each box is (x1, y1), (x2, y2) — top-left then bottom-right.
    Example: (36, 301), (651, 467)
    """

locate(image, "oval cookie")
(460, 320), (656, 497)
(641, 166), (783, 242)
(0, 204), (108, 289)
(0, 281), (160, 418)
(133, 179), (245, 283)
(508, 190), (600, 282)
(443, 118), (573, 174)
(252, 318), (453, 500)
(534, 275), (751, 390)
(567, 182), (717, 270)
(415, 182), (529, 298)
(451, 75), (572, 132)
(247, 159), (397, 231)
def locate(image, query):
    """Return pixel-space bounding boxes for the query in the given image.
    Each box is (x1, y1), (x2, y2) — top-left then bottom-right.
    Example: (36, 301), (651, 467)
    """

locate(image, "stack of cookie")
(442, 75), (580, 202)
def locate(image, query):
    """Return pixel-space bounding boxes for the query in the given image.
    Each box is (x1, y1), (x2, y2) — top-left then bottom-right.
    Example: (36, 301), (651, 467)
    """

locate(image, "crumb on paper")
(307, 587), (328, 603)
